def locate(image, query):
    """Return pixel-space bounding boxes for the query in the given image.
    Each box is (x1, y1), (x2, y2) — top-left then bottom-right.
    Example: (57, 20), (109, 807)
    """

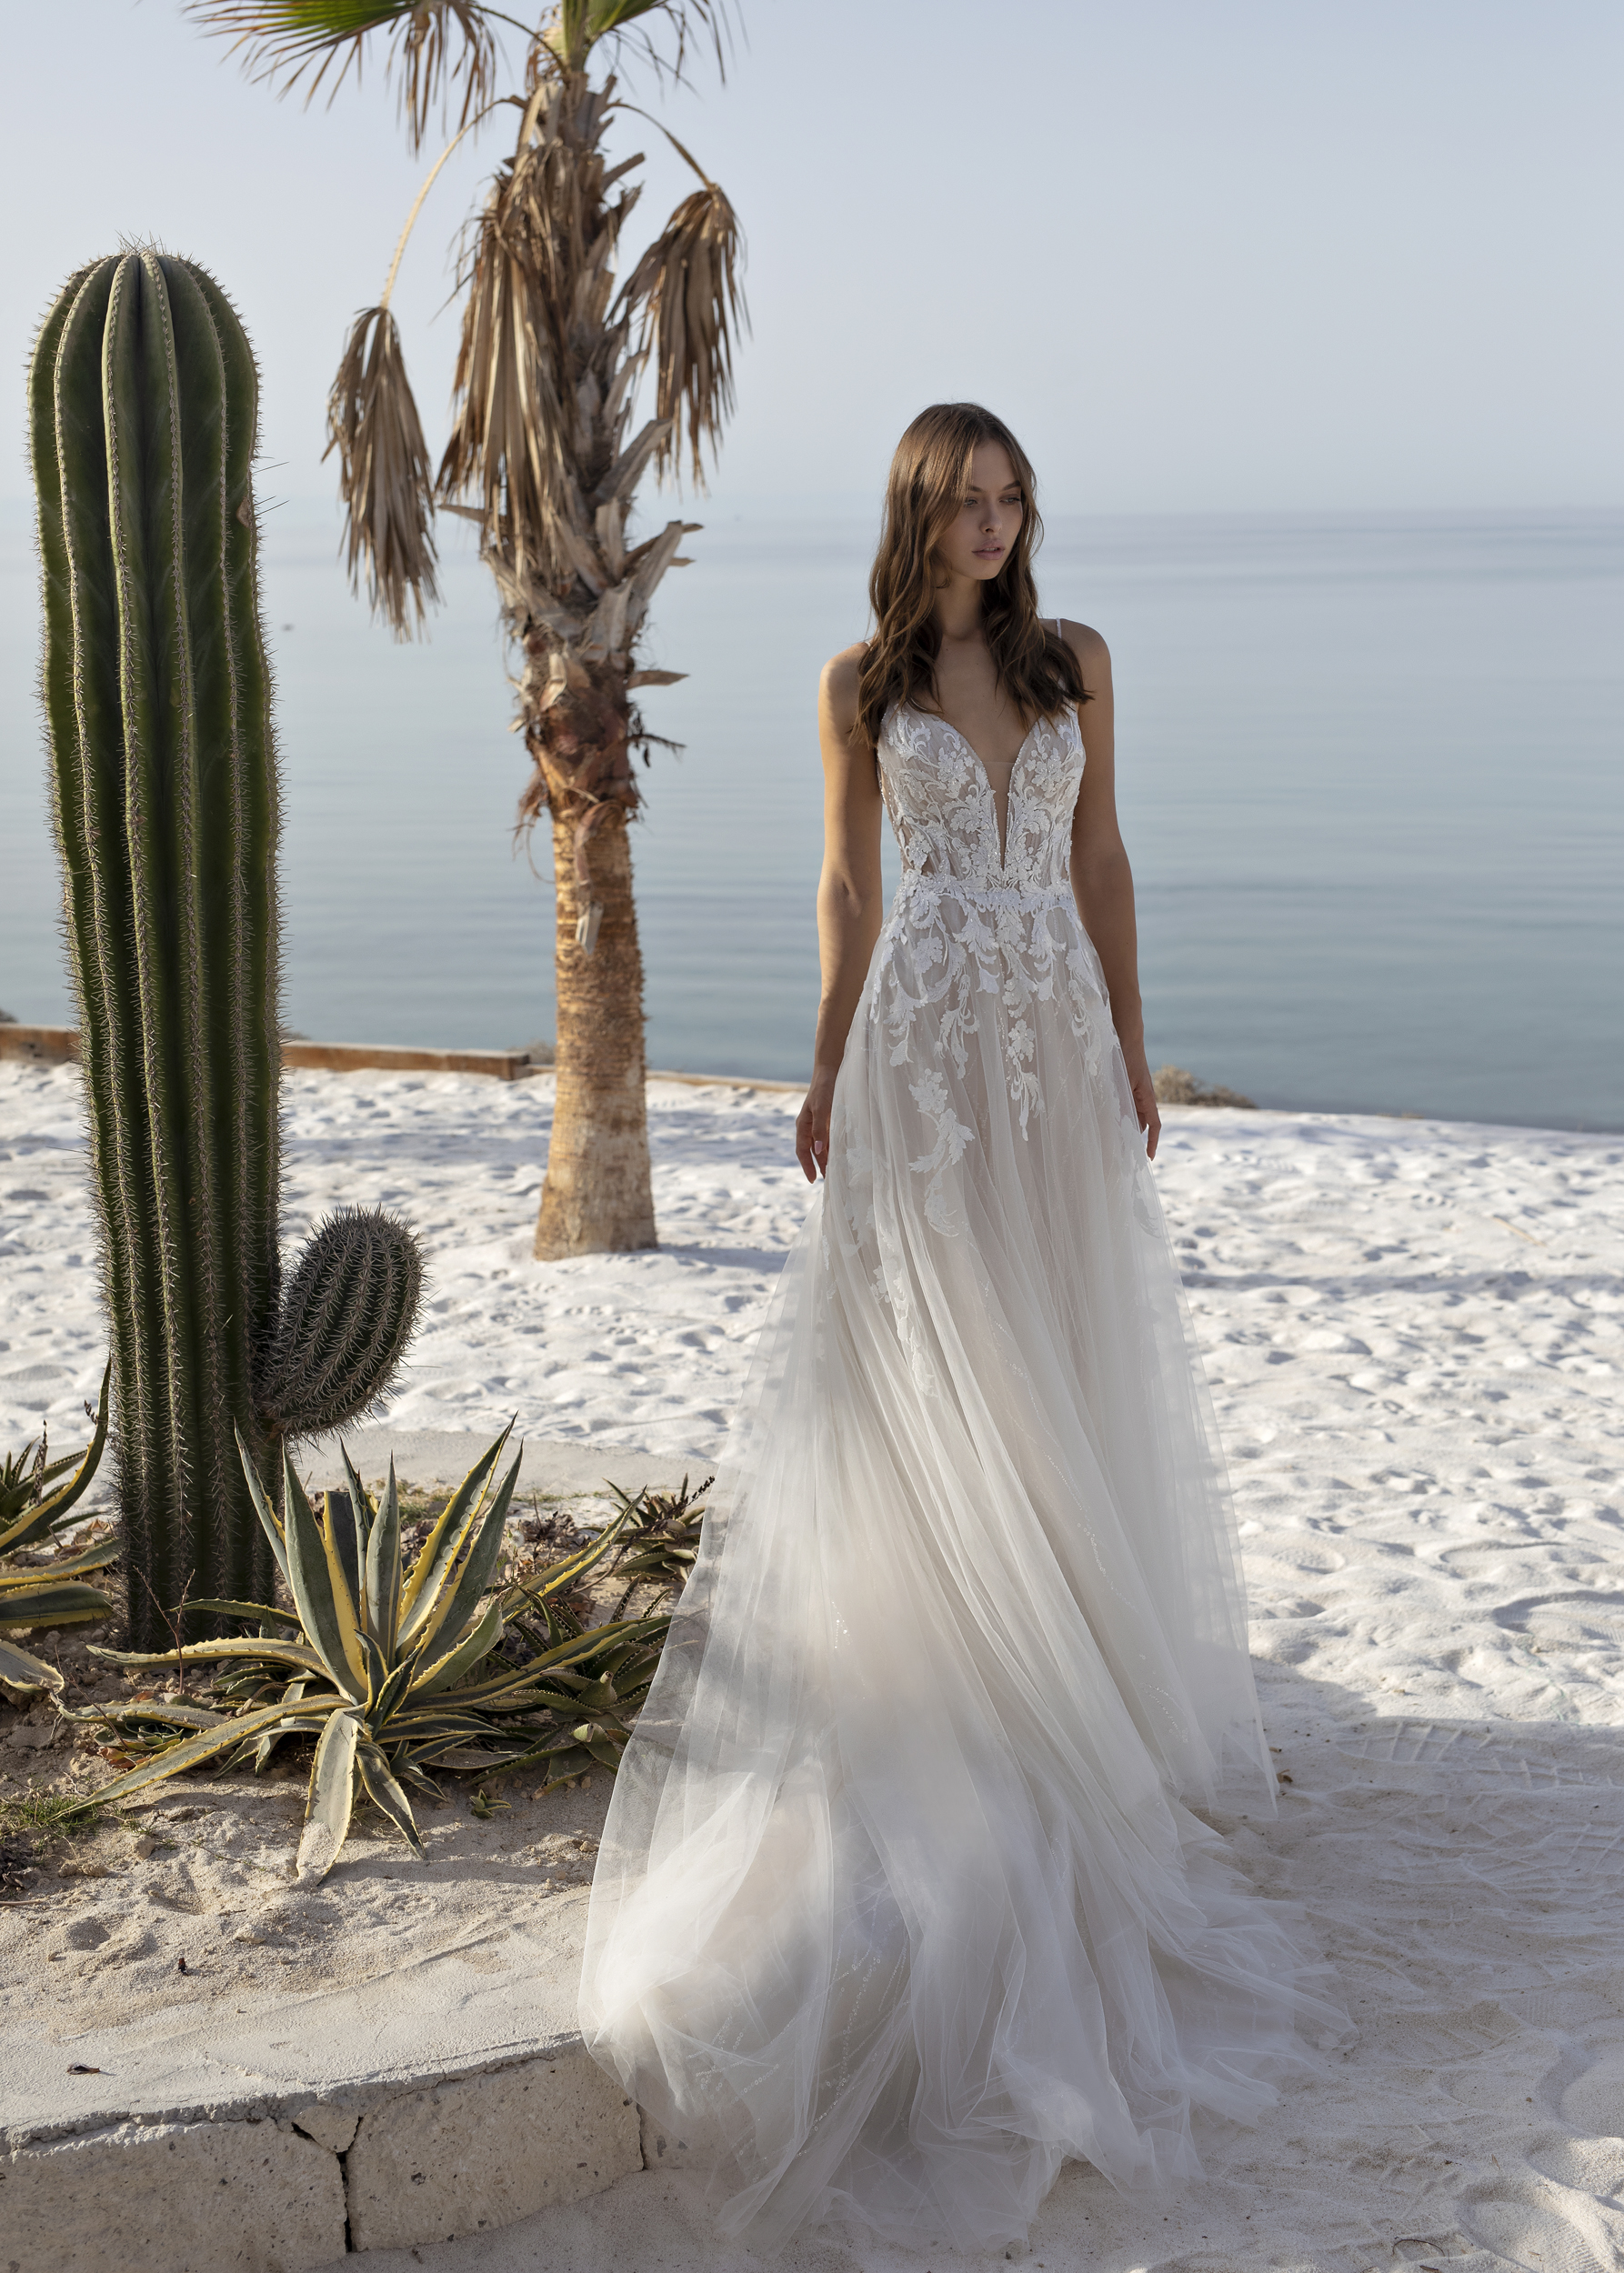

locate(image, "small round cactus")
(257, 1209), (426, 1438)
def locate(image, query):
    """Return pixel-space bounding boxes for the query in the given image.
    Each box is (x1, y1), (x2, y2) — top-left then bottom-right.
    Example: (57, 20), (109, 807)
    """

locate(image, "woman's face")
(935, 440), (1024, 586)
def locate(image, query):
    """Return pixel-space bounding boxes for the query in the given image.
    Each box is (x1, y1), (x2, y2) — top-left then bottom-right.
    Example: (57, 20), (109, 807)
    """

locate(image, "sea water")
(3, 504), (1619, 1131)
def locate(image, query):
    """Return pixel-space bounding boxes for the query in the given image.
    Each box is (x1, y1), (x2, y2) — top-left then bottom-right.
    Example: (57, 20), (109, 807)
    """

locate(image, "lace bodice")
(877, 702), (1083, 897)
(859, 699), (1129, 1202)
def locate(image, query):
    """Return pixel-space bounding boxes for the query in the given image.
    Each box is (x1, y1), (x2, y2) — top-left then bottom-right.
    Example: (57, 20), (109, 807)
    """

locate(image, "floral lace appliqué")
(907, 1068), (977, 1235)
(869, 704), (1111, 1146)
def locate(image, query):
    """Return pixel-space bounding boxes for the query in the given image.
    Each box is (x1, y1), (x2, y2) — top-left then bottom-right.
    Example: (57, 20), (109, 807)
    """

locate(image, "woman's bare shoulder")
(819, 643), (868, 738)
(821, 642), (867, 701)
(1053, 617), (1109, 667)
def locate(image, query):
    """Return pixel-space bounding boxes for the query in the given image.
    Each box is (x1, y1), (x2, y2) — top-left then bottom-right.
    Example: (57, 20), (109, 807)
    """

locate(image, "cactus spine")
(31, 252), (422, 1647)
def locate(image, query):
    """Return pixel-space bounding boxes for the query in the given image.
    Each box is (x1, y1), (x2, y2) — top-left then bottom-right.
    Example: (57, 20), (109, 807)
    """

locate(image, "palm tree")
(193, 2), (745, 1257)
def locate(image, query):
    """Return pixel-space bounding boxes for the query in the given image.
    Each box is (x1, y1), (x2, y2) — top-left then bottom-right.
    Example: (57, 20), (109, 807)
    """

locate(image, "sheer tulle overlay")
(580, 701), (1348, 2251)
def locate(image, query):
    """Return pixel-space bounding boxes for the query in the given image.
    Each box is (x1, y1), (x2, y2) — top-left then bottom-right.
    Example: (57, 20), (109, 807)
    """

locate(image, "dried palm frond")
(189, 1), (499, 153)
(438, 72), (638, 589)
(620, 173), (745, 487)
(326, 305), (442, 637)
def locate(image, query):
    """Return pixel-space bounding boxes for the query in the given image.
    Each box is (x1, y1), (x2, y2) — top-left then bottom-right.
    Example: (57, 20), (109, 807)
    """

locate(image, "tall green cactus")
(30, 251), (423, 1647)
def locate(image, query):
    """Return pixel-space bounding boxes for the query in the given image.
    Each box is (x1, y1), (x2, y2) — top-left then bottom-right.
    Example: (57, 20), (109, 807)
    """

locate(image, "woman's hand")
(796, 1070), (837, 1183)
(1122, 1046), (1162, 1161)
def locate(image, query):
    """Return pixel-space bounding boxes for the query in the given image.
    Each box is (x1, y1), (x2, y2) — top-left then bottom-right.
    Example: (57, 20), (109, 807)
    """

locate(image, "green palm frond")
(546, 0), (733, 81)
(64, 1428), (667, 1879)
(189, 2), (500, 153)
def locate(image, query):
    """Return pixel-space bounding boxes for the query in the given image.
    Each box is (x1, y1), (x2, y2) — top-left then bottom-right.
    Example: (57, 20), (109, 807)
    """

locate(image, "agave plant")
(66, 1427), (667, 1878)
(0, 1365), (115, 1690)
(601, 1471), (709, 1594)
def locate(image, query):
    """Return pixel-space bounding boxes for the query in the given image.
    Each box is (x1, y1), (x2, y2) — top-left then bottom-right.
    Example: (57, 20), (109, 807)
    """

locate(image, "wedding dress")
(580, 692), (1346, 2252)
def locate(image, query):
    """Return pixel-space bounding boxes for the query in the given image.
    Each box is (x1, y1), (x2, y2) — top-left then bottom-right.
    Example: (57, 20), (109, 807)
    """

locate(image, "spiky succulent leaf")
(398, 1427), (510, 1638)
(0, 1444), (80, 1532)
(0, 1363), (111, 1555)
(74, 1698), (232, 1736)
(68, 1427), (687, 1877)
(281, 1454), (365, 1699)
(89, 1636), (335, 1678)
(369, 1653), (418, 1730)
(0, 1633), (65, 1690)
(325, 1487), (365, 1610)
(61, 1697), (310, 1815)
(362, 1454), (402, 1657)
(8, 1536), (121, 1582)
(412, 1593), (504, 1698)
(356, 1737), (422, 1856)
(318, 1490), (369, 1695)
(408, 1452), (520, 1664)
(185, 1597), (301, 1627)
(236, 1426), (290, 1586)
(0, 1578), (116, 1631)
(298, 1706), (362, 1881)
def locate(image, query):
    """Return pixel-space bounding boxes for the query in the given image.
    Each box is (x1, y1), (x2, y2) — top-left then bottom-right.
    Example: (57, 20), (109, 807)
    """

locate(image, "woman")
(581, 404), (1344, 2252)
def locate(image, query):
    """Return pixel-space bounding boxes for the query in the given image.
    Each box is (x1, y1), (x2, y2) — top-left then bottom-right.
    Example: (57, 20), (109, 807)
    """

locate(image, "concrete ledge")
(1, 2115), (347, 2271)
(1, 1888), (647, 2267)
(1, 2053), (639, 2269)
(282, 1042), (534, 1080)
(0, 1023), (78, 1066)
(0, 1029), (801, 1094)
(0, 1028), (536, 1081)
(346, 2051), (637, 2251)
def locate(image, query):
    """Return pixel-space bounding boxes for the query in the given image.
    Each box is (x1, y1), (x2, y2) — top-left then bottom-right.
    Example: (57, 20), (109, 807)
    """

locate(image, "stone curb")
(2, 2042), (643, 2268)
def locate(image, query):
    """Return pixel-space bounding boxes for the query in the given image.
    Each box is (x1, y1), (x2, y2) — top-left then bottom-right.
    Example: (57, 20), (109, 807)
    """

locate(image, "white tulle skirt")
(579, 905), (1347, 2252)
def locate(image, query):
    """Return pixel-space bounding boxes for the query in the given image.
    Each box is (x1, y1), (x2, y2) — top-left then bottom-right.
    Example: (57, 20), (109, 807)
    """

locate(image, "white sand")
(4, 1061), (1624, 2269)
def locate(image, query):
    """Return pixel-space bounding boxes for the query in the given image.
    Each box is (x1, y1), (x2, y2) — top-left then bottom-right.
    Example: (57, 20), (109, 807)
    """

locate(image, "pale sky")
(4, 0), (1620, 516)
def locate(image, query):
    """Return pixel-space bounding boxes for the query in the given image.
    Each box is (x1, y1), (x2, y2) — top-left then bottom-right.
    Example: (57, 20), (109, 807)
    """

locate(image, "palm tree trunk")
(535, 803), (656, 1260)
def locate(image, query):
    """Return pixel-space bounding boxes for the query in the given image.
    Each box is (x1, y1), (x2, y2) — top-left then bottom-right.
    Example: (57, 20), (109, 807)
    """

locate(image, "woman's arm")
(1061, 622), (1162, 1160)
(795, 646), (886, 1182)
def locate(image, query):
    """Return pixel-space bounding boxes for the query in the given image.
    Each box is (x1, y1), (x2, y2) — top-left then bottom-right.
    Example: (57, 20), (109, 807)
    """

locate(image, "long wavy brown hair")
(856, 403), (1088, 752)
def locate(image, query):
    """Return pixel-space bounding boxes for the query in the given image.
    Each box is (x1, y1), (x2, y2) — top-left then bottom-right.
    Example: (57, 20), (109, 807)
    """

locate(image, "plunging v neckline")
(911, 706), (1041, 871)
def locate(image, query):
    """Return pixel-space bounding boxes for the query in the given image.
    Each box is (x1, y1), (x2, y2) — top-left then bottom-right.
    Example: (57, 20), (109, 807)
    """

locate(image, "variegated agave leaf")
(0, 1362), (111, 1556)
(300, 1707), (364, 1880)
(398, 1428), (508, 1622)
(1, 1364), (115, 1687)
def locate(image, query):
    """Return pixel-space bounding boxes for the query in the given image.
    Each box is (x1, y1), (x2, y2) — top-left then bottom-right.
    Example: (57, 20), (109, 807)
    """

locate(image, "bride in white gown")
(580, 403), (1346, 2253)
